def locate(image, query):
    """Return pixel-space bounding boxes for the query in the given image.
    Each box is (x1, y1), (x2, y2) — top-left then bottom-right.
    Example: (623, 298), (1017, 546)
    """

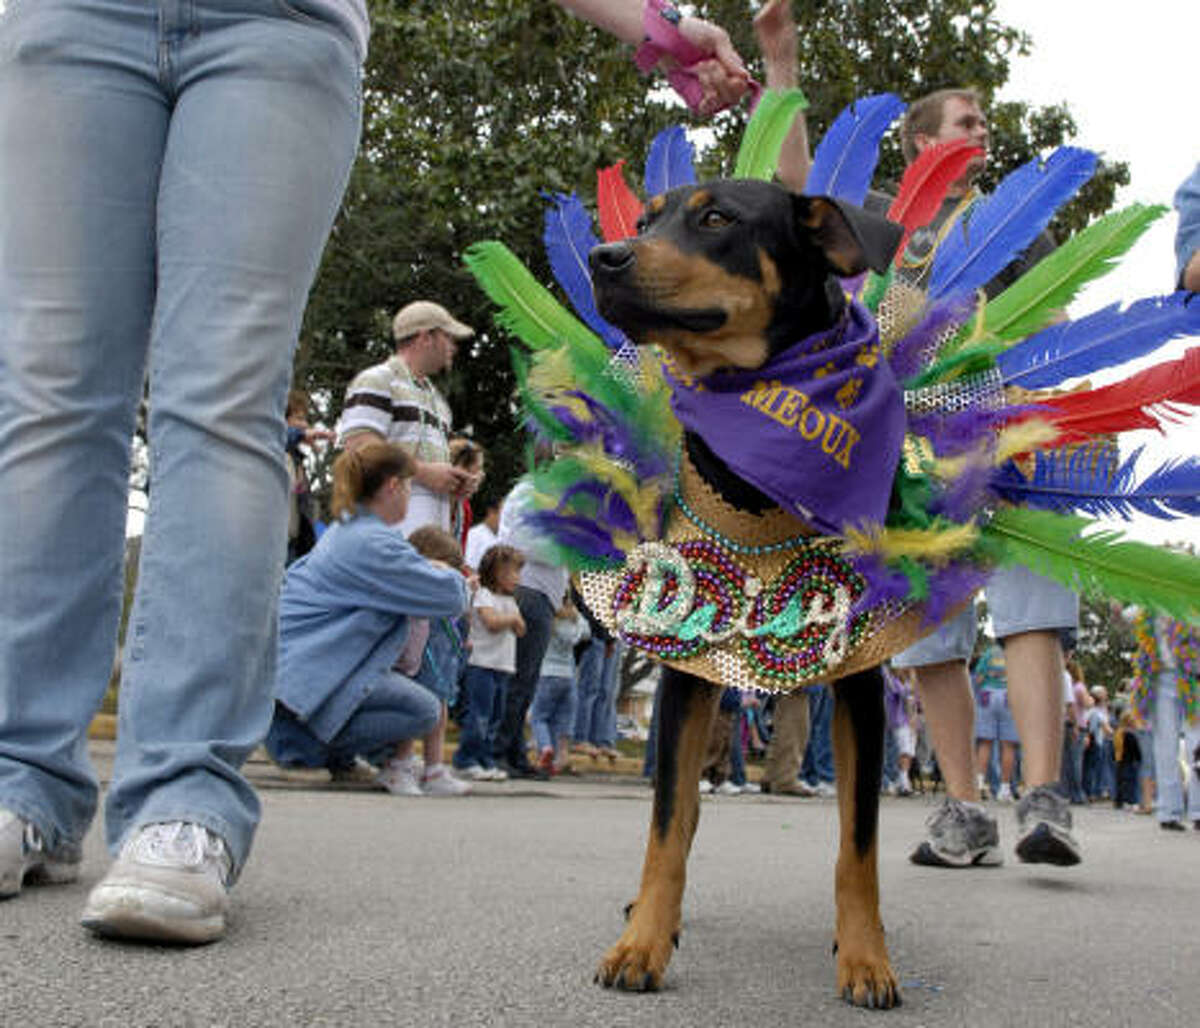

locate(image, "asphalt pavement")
(3, 741), (1198, 1027)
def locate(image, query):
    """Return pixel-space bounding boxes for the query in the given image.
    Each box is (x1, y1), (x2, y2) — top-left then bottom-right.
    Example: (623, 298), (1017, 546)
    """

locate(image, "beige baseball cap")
(391, 300), (474, 342)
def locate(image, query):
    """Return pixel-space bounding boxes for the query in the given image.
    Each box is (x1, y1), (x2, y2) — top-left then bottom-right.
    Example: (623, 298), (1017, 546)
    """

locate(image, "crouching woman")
(266, 442), (471, 793)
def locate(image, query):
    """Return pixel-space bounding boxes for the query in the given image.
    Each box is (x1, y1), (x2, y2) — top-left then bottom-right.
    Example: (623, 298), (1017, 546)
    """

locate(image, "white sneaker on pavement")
(80, 821), (232, 943)
(715, 780), (742, 796)
(740, 782), (762, 795)
(1, 807), (81, 899)
(813, 781), (837, 799)
(698, 779), (714, 794)
(421, 764), (472, 796)
(377, 756), (424, 796)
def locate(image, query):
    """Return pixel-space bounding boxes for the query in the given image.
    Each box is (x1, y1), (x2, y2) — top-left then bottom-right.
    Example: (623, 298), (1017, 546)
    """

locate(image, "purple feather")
(928, 459), (994, 523)
(921, 563), (988, 627)
(565, 391), (673, 478)
(848, 553), (916, 618)
(557, 480), (639, 536)
(888, 295), (975, 382)
(521, 510), (627, 564)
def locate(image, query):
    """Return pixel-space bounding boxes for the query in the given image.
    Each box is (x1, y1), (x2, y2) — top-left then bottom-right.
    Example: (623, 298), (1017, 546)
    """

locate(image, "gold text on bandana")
(738, 379), (862, 469)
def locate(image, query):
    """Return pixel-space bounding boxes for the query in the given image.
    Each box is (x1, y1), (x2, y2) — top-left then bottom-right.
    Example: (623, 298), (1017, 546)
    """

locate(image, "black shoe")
(507, 762), (547, 780)
(1160, 820), (1186, 832)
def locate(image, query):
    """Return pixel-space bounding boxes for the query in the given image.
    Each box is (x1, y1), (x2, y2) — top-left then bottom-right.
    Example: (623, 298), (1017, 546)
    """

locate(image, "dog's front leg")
(831, 669), (901, 1009)
(596, 668), (719, 991)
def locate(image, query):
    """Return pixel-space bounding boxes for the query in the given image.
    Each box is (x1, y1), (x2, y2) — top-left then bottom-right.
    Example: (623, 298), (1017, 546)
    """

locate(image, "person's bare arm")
(477, 606), (524, 635)
(753, 0), (810, 193)
(553, 0), (750, 114)
(1184, 251), (1200, 292)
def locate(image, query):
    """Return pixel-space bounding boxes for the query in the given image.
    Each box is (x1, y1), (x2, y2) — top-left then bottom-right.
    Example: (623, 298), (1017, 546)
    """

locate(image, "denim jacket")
(274, 511), (469, 743)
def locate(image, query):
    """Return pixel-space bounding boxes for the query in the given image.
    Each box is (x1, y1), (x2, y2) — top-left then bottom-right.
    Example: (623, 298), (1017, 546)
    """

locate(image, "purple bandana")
(666, 299), (905, 534)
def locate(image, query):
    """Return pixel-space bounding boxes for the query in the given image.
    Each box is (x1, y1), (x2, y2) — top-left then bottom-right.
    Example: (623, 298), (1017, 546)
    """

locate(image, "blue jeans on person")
(530, 675), (577, 754)
(1152, 674), (1200, 824)
(455, 666), (510, 771)
(728, 709), (748, 787)
(0, 0), (361, 877)
(642, 676), (664, 779)
(801, 684), (834, 786)
(574, 639), (622, 749)
(1061, 724), (1086, 803)
(493, 587), (556, 769)
(265, 671), (441, 771)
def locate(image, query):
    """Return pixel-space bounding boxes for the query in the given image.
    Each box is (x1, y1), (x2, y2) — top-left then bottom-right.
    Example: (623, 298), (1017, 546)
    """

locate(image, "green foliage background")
(295, 0), (1129, 511)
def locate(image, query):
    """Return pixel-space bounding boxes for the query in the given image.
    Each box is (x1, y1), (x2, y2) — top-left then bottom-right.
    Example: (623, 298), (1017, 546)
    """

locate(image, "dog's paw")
(595, 925), (677, 992)
(834, 936), (901, 1010)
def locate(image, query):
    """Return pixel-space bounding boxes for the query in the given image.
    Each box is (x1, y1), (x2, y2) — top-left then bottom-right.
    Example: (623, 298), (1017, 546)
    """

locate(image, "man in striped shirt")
(337, 300), (477, 535)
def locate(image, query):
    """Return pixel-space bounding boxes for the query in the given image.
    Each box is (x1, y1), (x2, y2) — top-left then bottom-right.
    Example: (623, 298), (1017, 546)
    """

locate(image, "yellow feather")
(844, 521), (979, 561)
(994, 419), (1060, 464)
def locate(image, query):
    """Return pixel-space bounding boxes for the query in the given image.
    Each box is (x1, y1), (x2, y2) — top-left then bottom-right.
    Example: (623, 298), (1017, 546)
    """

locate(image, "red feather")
(1037, 346), (1200, 443)
(596, 161), (644, 243)
(887, 139), (983, 261)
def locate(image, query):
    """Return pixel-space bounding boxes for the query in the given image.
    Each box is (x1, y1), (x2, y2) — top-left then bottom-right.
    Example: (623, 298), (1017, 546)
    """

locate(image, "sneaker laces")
(130, 822), (232, 883)
(926, 797), (972, 831)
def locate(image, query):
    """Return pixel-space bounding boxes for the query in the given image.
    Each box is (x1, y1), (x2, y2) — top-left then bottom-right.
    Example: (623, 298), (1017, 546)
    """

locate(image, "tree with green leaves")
(296, 0), (1127, 512)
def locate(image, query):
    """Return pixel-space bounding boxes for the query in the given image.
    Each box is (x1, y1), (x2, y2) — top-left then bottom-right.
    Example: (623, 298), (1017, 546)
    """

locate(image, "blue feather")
(996, 293), (1200, 389)
(990, 446), (1200, 520)
(929, 147), (1098, 300)
(805, 93), (906, 205)
(542, 192), (627, 350)
(644, 125), (696, 198)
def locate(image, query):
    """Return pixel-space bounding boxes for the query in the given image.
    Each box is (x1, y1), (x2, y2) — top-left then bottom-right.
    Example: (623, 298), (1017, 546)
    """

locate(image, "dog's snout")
(589, 242), (635, 277)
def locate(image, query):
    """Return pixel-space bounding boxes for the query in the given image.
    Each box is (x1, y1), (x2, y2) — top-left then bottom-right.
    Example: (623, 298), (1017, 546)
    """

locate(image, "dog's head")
(589, 180), (901, 379)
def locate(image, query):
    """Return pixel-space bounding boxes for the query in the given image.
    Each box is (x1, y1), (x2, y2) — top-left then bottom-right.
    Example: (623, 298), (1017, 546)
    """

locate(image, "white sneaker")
(813, 781), (837, 799)
(458, 764), (488, 780)
(995, 783), (1013, 803)
(1, 807), (80, 899)
(377, 756), (424, 796)
(421, 764), (472, 796)
(740, 782), (762, 795)
(484, 767), (509, 782)
(715, 780), (742, 796)
(80, 822), (231, 944)
(698, 779), (714, 794)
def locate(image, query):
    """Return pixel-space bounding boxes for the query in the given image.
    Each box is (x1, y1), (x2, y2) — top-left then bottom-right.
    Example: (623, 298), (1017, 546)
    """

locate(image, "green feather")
(862, 267), (893, 313)
(943, 204), (1168, 355)
(983, 507), (1200, 622)
(904, 341), (1007, 389)
(733, 88), (809, 181)
(463, 240), (603, 352)
(510, 348), (572, 443)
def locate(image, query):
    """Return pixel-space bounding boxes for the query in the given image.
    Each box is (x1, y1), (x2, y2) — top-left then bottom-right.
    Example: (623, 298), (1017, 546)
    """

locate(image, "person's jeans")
(454, 666), (510, 771)
(573, 638), (606, 742)
(493, 587), (555, 768)
(265, 672), (441, 770)
(0, 0), (361, 876)
(1152, 675), (1200, 823)
(1061, 723), (1086, 803)
(529, 675), (577, 754)
(801, 684), (835, 785)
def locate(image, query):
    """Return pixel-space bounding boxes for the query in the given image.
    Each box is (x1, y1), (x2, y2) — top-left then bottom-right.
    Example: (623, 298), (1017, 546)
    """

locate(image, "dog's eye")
(699, 209), (733, 229)
(635, 215), (651, 233)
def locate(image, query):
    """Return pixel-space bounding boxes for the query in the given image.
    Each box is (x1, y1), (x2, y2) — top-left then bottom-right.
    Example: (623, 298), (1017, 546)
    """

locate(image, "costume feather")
(1033, 346), (1200, 443)
(464, 241), (602, 352)
(596, 161), (643, 243)
(542, 192), (627, 350)
(929, 147), (1098, 300)
(888, 294), (976, 380)
(804, 92), (905, 204)
(644, 125), (696, 197)
(991, 446), (1200, 521)
(981, 204), (1168, 346)
(982, 507), (1200, 621)
(996, 293), (1200, 390)
(733, 87), (810, 182)
(887, 139), (982, 260)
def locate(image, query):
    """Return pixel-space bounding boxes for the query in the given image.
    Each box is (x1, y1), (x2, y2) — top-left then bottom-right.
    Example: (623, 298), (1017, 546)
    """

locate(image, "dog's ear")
(794, 195), (903, 276)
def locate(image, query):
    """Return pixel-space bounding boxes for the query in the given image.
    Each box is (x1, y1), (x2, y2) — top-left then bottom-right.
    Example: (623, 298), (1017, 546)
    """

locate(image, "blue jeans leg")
(573, 638), (604, 741)
(0, 0), (361, 875)
(327, 673), (441, 766)
(530, 676), (573, 753)
(494, 588), (554, 767)
(801, 684), (834, 785)
(454, 666), (500, 771)
(590, 642), (622, 749)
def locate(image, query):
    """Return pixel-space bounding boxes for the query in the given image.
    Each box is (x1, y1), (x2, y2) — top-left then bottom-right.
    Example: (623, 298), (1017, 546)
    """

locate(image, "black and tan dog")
(587, 179), (905, 1008)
